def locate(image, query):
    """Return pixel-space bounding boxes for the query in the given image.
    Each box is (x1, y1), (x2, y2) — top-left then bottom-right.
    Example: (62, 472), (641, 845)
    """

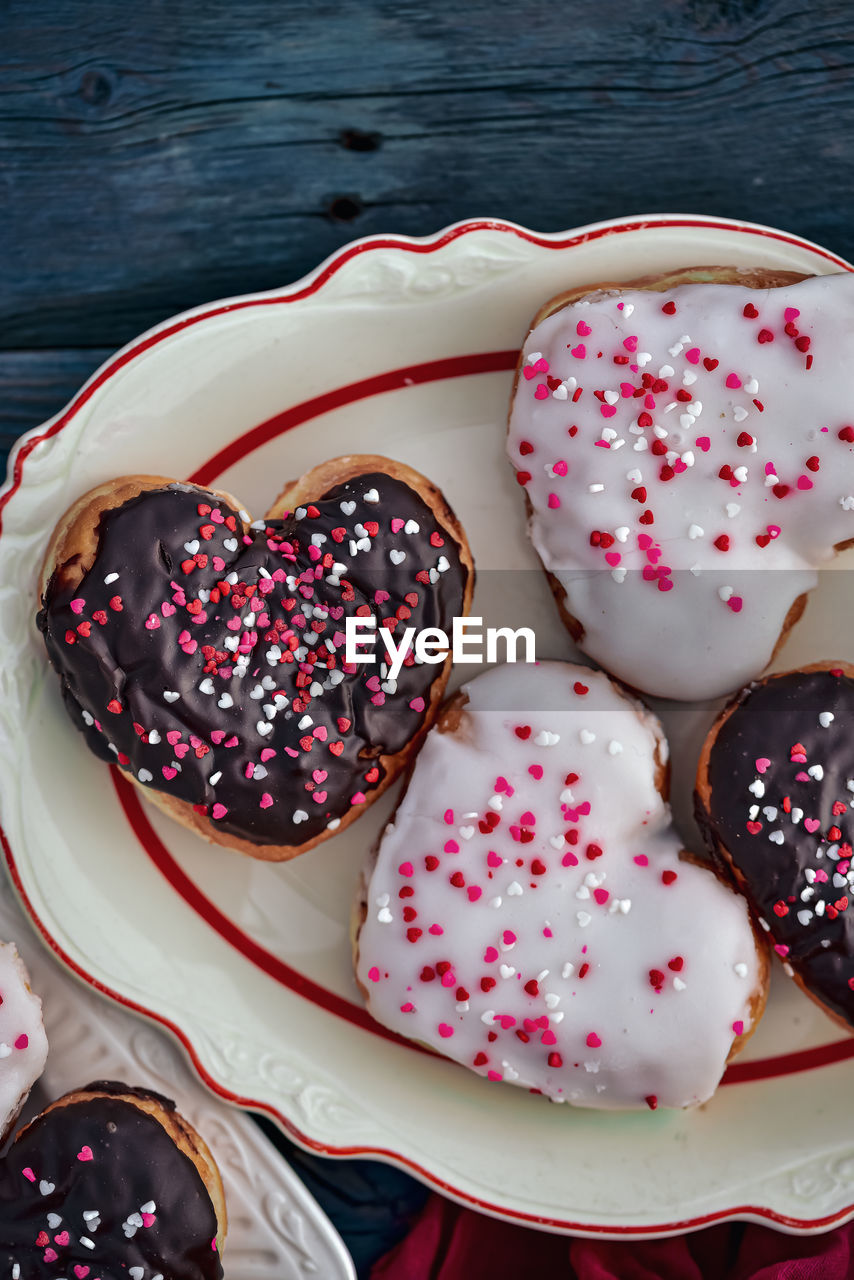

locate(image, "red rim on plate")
(4, 215), (854, 1237)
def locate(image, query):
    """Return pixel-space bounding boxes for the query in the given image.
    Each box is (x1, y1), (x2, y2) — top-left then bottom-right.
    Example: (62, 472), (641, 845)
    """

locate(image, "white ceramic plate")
(0, 874), (354, 1278)
(2, 215), (854, 1238)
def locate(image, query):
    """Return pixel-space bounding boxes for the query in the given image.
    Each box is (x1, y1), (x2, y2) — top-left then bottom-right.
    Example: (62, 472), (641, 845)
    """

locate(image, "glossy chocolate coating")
(698, 668), (854, 1026)
(0, 1082), (222, 1278)
(38, 475), (469, 847)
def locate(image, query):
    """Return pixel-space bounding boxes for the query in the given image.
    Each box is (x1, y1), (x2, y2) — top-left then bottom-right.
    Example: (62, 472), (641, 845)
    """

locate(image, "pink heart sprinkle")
(725, 373), (742, 389)
(586, 1032), (602, 1048)
(261, 748), (276, 762)
(429, 924), (443, 935)
(174, 742), (189, 758)
(685, 347), (700, 364)
(528, 764), (543, 779)
(312, 790), (328, 804)
(487, 851), (503, 867)
(593, 888), (609, 905)
(727, 596), (743, 613)
(467, 886), (482, 902)
(145, 614), (160, 630)
(391, 518), (404, 533)
(438, 1023), (454, 1038)
(804, 818), (821, 833)
(599, 404), (617, 419)
(399, 862), (413, 876)
(69, 598), (85, 614)
(623, 335), (638, 352)
(732, 1020), (744, 1037)
(484, 946), (499, 962)
(312, 769), (328, 784)
(368, 966), (380, 982)
(260, 793), (273, 809)
(638, 534), (653, 550)
(553, 460), (568, 476)
(351, 792), (366, 805)
(774, 944), (790, 957)
(74, 1267), (90, 1279)
(696, 436), (711, 451)
(55, 1232), (70, 1246)
(755, 757), (770, 773)
(14, 1034), (27, 1050)
(605, 551), (621, 567)
(167, 730), (181, 745)
(797, 475), (813, 490)
(784, 307), (800, 321)
(444, 840), (459, 853)
(44, 1251), (58, 1265)
(768, 525), (781, 538)
(212, 803), (227, 820)
(576, 320), (592, 336)
(534, 384), (548, 400)
(571, 344), (586, 359)
(541, 1030), (557, 1045)
(161, 601), (176, 616)
(444, 809), (454, 824)
(634, 855), (648, 866)
(795, 770), (809, 781)
(534, 357), (549, 372)
(77, 1146), (94, 1162)
(548, 493), (561, 509)
(312, 726), (328, 741)
(23, 1167), (35, 1182)
(162, 766), (177, 781)
(409, 696), (425, 712)
(523, 366), (536, 380)
(210, 730), (225, 744)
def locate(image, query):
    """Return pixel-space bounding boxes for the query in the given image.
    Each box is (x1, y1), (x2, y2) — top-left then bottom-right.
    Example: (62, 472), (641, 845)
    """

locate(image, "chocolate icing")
(698, 667), (854, 1027)
(0, 1085), (222, 1278)
(38, 474), (469, 847)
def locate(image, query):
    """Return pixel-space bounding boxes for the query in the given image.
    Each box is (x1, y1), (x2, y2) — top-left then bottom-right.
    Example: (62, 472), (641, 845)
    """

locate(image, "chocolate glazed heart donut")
(38, 456), (474, 860)
(0, 1080), (225, 1278)
(696, 661), (854, 1032)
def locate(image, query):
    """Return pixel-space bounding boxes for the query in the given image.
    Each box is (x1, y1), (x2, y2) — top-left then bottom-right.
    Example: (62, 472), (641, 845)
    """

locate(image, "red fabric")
(371, 1195), (853, 1280)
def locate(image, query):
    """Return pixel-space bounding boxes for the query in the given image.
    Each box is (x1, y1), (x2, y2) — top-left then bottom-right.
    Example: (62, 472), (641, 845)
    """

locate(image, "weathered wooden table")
(3, 2), (853, 1273)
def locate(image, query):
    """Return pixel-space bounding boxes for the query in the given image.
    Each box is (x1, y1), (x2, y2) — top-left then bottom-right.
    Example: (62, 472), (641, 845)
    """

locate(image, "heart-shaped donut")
(696, 662), (854, 1031)
(355, 662), (766, 1109)
(38, 456), (473, 860)
(507, 267), (854, 700)
(0, 1081), (224, 1277)
(0, 941), (48, 1142)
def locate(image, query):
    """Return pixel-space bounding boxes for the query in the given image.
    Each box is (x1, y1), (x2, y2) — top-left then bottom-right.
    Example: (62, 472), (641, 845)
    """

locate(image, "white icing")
(356, 663), (759, 1110)
(508, 275), (854, 699)
(0, 941), (48, 1135)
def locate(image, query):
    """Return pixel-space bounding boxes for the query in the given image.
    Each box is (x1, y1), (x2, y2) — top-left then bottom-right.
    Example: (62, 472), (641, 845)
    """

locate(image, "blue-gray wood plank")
(3, 2), (853, 1273)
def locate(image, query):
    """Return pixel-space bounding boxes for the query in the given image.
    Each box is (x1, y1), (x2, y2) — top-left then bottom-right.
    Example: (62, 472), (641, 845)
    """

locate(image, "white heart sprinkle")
(733, 406), (749, 423)
(223, 538), (238, 552)
(459, 826), (475, 840)
(481, 1010), (496, 1025)
(389, 549), (406, 565)
(104, 571), (119, 584)
(734, 962), (748, 978)
(500, 964), (516, 978)
(745, 377), (759, 394)
(726, 503), (741, 518)
(137, 769), (153, 784)
(199, 677), (215, 695)
(535, 730), (560, 747)
(561, 962), (575, 979)
(404, 520), (420, 534)
(819, 712), (834, 728)
(293, 809), (308, 823)
(363, 488), (380, 503)
(218, 693), (233, 709)
(47, 1213), (62, 1229)
(549, 835), (565, 850)
(768, 831), (784, 844)
(552, 383), (568, 400)
(183, 540), (200, 554)
(340, 500), (356, 515)
(576, 911), (592, 928)
(257, 721), (273, 737)
(163, 690), (179, 702)
(808, 765), (825, 780)
(734, 466), (748, 482)
(608, 740), (623, 755)
(688, 524), (704, 540)
(673, 977), (686, 992)
(579, 729), (596, 745)
(507, 881), (523, 896)
(39, 1180), (54, 1195)
(749, 779), (765, 797)
(614, 526), (629, 542)
(544, 992), (561, 1009)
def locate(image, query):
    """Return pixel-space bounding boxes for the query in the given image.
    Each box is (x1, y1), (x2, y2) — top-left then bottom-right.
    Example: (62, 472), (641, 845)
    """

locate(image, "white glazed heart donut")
(0, 940), (48, 1138)
(354, 662), (767, 1110)
(507, 269), (854, 700)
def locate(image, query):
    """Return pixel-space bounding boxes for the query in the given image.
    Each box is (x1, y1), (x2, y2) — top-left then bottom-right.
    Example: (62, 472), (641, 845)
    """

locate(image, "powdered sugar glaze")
(508, 274), (854, 700)
(356, 663), (760, 1110)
